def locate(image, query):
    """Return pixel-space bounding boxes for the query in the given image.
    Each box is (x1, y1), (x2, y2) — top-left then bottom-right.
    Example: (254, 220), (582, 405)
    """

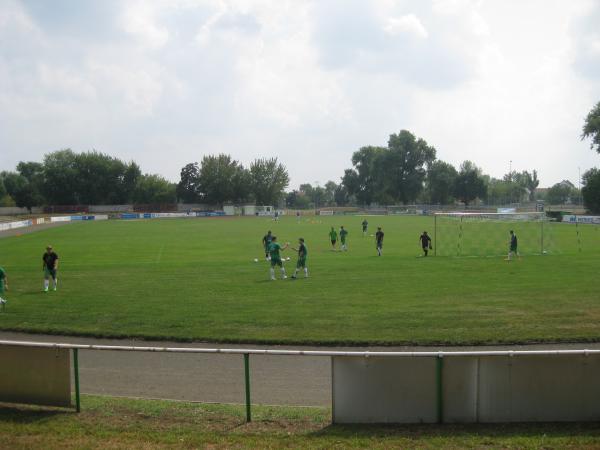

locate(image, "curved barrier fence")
(1, 340), (600, 424)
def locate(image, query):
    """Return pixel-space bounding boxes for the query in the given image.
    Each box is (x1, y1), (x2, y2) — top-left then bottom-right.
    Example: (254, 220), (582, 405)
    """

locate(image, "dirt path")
(2, 331), (600, 407)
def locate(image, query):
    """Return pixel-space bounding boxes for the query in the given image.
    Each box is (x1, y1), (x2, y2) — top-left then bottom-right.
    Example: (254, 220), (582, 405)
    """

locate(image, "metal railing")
(2, 339), (600, 422)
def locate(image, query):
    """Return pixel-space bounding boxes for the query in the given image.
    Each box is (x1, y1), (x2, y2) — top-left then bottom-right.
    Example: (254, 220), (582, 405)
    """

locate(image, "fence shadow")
(0, 404), (73, 424)
(312, 422), (600, 439)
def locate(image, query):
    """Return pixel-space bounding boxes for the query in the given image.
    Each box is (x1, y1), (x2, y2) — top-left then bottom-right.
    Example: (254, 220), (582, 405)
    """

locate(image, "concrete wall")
(0, 345), (71, 408)
(0, 206), (43, 215)
(88, 205), (132, 213)
(332, 354), (600, 424)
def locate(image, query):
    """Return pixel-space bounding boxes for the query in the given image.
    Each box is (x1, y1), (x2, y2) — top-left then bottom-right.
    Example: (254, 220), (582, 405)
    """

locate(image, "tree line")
(1, 101), (599, 212)
(0, 150), (176, 209)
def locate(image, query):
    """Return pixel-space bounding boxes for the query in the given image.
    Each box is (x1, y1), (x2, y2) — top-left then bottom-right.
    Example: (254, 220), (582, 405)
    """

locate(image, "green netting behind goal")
(434, 213), (558, 257)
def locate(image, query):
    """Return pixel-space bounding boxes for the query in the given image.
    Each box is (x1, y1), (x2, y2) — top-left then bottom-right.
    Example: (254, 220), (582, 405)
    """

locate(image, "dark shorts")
(44, 268), (57, 279)
(510, 246), (517, 252)
(377, 241), (383, 248)
(296, 257), (306, 268)
(331, 240), (336, 245)
(270, 258), (283, 267)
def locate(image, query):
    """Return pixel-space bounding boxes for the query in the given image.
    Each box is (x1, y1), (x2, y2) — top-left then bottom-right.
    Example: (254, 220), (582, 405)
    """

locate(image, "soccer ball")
(286, 257), (290, 261)
(253, 258), (258, 262)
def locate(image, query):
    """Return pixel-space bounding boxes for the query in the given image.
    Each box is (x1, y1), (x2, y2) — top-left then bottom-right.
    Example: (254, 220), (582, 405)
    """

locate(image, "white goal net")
(433, 212), (557, 257)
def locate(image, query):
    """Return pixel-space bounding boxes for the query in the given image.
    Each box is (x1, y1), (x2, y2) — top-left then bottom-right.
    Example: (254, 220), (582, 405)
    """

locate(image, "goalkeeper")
(419, 231), (432, 257)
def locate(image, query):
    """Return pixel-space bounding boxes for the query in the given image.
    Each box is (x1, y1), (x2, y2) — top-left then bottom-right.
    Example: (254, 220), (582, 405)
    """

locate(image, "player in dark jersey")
(291, 238), (308, 279)
(42, 245), (59, 292)
(262, 230), (273, 260)
(506, 230), (519, 261)
(375, 227), (384, 256)
(420, 231), (432, 257)
(361, 219), (368, 237)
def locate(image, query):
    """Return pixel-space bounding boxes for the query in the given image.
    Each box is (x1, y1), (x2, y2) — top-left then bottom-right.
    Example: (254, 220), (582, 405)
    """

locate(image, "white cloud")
(384, 14), (428, 39)
(119, 2), (170, 49)
(0, 0), (599, 189)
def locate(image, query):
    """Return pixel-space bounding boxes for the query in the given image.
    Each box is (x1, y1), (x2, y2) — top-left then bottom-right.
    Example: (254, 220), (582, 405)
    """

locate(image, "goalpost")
(433, 212), (555, 257)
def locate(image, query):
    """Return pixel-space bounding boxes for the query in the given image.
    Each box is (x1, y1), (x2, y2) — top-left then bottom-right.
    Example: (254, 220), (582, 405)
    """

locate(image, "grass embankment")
(2, 395), (600, 449)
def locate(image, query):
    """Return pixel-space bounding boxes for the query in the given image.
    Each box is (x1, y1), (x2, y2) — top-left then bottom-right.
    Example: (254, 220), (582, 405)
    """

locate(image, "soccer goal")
(433, 212), (556, 257)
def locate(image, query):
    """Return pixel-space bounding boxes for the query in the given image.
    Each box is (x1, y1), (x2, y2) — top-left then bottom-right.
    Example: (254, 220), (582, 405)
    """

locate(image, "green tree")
(133, 174), (177, 204)
(286, 190), (310, 209)
(16, 161), (46, 207)
(513, 170), (539, 201)
(385, 130), (436, 204)
(177, 163), (201, 203)
(582, 101), (600, 153)
(1, 171), (38, 210)
(122, 162), (142, 203)
(231, 166), (252, 204)
(334, 184), (350, 206)
(425, 160), (457, 204)
(342, 146), (387, 205)
(198, 154), (246, 206)
(453, 161), (487, 206)
(72, 151), (131, 204)
(0, 177), (13, 206)
(546, 180), (576, 205)
(323, 181), (338, 206)
(582, 168), (600, 213)
(249, 158), (289, 205)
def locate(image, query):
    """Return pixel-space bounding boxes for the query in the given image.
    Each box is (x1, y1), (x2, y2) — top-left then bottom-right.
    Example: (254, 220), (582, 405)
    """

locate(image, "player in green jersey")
(329, 227), (338, 251)
(291, 238), (308, 279)
(362, 219), (368, 237)
(339, 226), (348, 251)
(0, 266), (8, 311)
(268, 236), (289, 280)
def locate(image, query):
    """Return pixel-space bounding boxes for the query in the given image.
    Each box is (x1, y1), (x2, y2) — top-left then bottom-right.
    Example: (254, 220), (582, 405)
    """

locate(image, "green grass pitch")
(0, 215), (599, 345)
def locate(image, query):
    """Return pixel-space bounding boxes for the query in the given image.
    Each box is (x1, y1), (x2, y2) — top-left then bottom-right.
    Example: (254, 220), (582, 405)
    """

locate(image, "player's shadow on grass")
(18, 290), (54, 297)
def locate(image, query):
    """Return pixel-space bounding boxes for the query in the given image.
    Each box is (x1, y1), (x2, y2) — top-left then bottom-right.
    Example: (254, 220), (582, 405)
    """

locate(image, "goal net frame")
(433, 212), (550, 257)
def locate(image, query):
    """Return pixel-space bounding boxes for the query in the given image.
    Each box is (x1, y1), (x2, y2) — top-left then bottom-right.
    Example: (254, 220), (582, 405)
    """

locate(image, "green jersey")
(340, 229), (348, 242)
(0, 267), (5, 293)
(329, 230), (337, 241)
(298, 243), (307, 259)
(269, 242), (282, 260)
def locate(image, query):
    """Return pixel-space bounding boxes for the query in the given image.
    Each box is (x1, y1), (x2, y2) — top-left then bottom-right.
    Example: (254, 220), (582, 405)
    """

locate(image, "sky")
(1, 0), (599, 190)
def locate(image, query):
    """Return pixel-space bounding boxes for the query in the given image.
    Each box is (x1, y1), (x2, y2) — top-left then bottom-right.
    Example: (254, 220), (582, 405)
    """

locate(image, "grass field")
(3, 395), (600, 449)
(0, 215), (599, 345)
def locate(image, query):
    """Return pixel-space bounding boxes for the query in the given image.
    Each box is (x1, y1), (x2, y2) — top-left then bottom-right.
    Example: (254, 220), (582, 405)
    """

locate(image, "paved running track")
(2, 331), (600, 407)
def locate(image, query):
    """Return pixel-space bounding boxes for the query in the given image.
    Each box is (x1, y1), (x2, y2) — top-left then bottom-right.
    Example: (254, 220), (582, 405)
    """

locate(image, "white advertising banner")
(50, 216), (72, 223)
(563, 215), (600, 224)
